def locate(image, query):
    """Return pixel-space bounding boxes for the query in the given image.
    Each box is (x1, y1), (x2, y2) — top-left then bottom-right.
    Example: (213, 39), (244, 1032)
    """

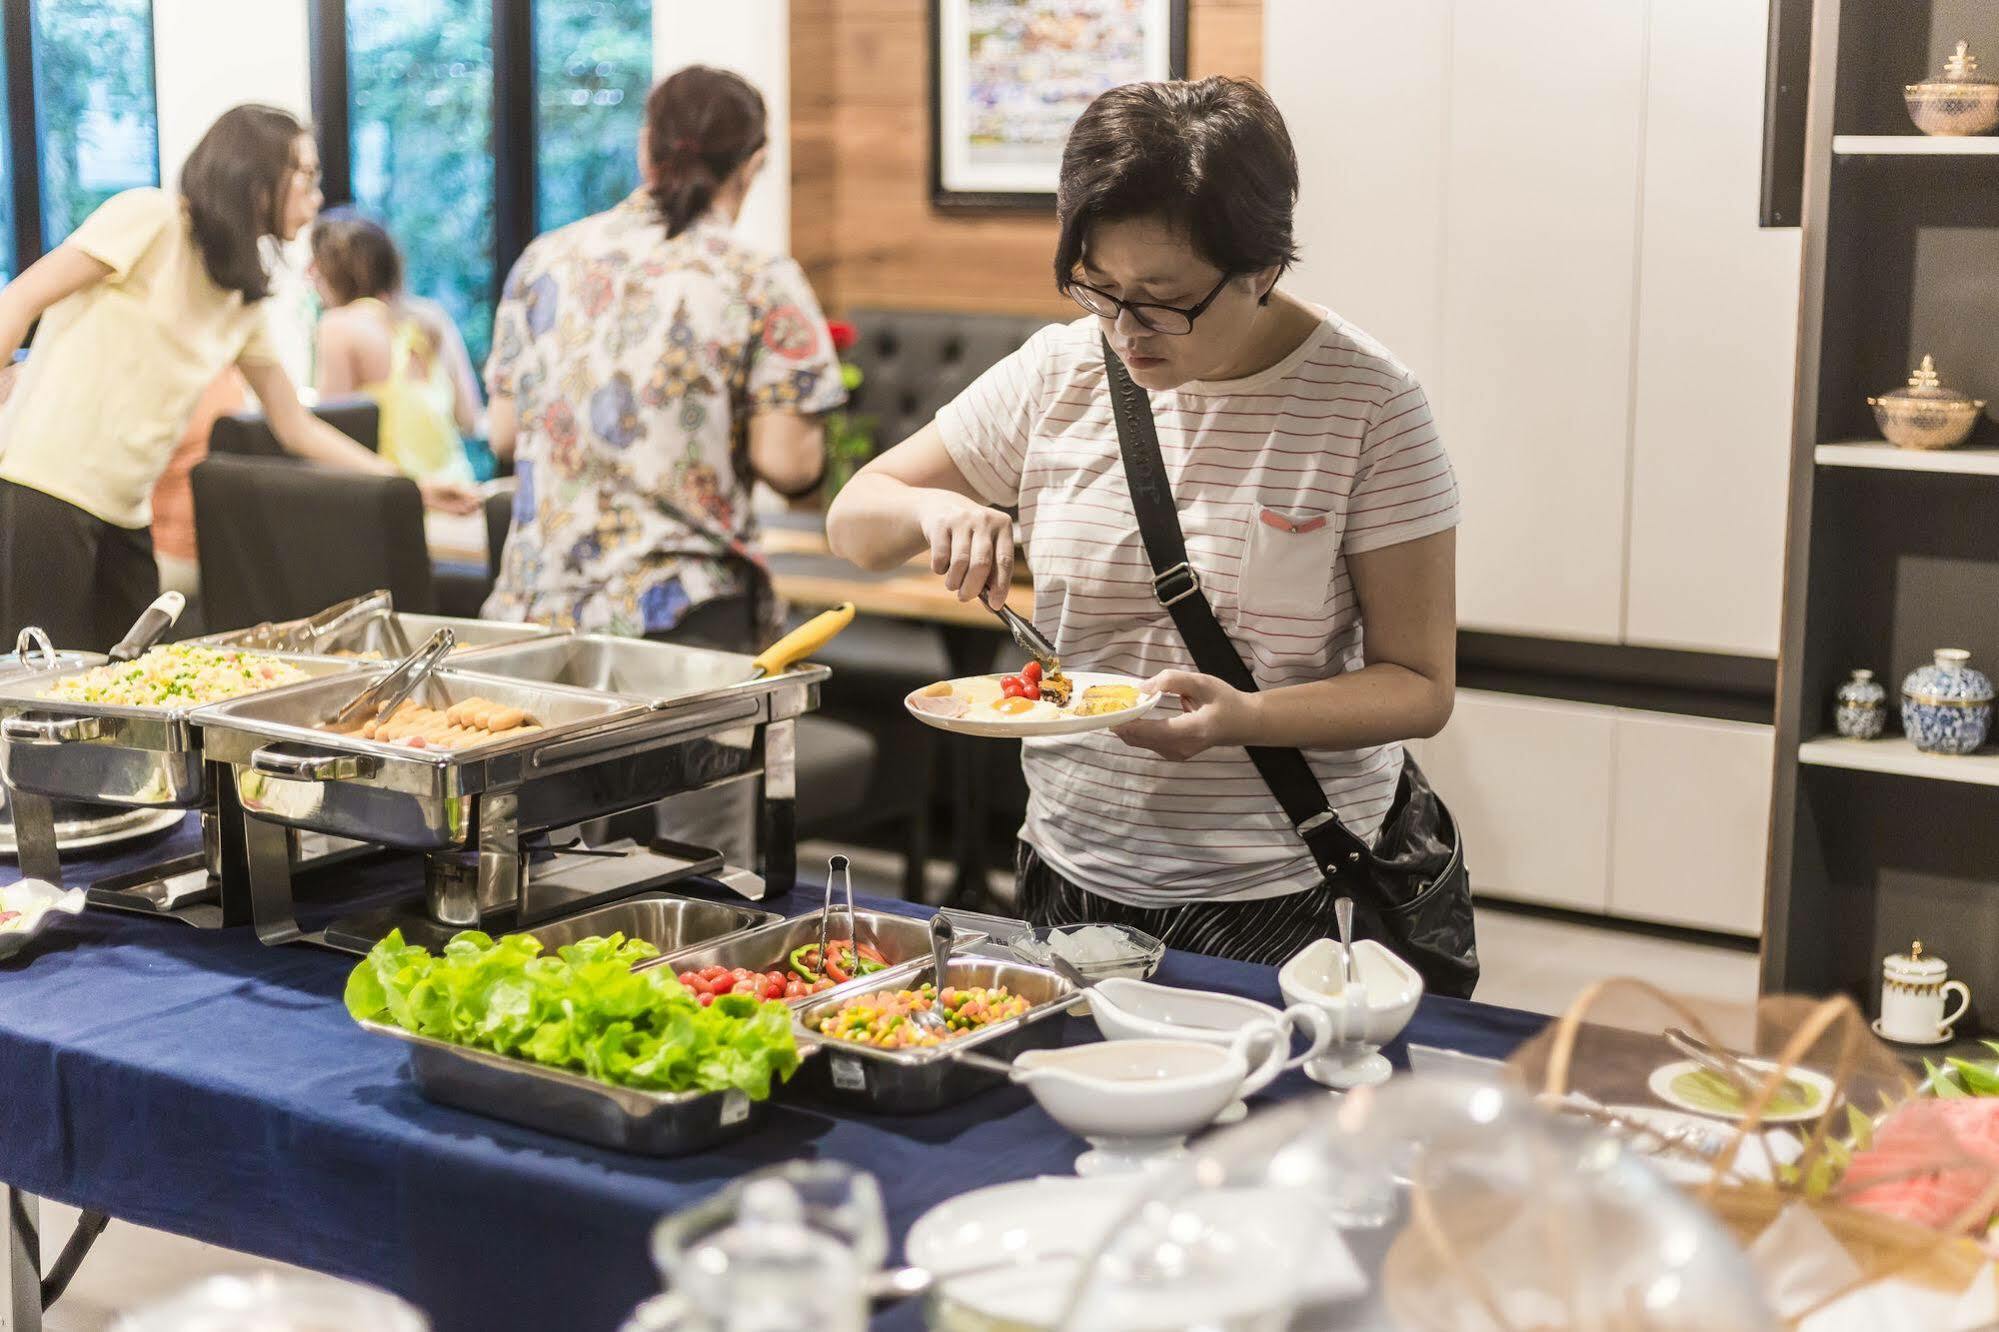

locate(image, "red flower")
(827, 319), (858, 354)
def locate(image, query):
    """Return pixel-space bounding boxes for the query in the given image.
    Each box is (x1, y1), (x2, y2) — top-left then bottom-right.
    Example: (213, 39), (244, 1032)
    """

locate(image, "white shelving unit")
(1798, 734), (1999, 786)
(1815, 440), (1999, 475)
(1833, 135), (1999, 155)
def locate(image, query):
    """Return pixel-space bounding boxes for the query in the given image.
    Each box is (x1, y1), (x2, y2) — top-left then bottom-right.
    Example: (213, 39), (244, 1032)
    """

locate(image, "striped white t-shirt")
(937, 312), (1460, 907)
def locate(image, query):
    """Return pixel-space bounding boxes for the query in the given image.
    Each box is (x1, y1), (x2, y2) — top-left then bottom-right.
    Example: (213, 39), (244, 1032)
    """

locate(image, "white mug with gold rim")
(1880, 941), (1971, 1044)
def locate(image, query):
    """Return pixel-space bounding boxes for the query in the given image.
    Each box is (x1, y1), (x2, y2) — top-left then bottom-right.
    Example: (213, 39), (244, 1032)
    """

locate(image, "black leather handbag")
(1102, 338), (1479, 999)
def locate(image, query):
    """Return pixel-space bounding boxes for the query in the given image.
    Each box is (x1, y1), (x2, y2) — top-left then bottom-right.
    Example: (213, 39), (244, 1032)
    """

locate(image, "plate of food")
(905, 660), (1158, 738)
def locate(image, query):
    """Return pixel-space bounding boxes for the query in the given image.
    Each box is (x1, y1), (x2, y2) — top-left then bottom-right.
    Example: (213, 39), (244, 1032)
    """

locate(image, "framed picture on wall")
(930, 0), (1189, 211)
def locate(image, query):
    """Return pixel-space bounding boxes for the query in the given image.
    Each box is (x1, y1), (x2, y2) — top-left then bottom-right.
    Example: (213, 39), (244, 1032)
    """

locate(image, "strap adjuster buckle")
(1296, 811), (1335, 837)
(1153, 562), (1201, 607)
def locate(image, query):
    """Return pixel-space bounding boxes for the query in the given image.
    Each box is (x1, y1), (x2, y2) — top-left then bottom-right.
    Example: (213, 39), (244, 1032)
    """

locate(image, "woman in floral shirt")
(483, 66), (844, 648)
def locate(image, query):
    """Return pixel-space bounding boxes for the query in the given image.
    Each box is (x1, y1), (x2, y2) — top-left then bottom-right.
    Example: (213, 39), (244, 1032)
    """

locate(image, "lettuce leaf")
(344, 928), (798, 1100)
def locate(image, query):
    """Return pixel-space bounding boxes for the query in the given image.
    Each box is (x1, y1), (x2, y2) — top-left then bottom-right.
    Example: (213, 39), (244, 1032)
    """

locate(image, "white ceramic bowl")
(1013, 1032), (1288, 1174)
(1087, 977), (1332, 1122)
(1277, 938), (1424, 1089)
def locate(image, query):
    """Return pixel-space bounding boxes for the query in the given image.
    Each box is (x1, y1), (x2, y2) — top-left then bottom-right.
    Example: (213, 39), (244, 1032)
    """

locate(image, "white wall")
(153, 0), (310, 189)
(1266, 0), (1798, 658)
(653, 0), (790, 254)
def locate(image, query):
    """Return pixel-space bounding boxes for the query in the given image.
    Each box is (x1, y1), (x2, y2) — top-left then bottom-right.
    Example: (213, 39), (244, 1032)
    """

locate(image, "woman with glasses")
(0, 103), (474, 650)
(827, 78), (1464, 969)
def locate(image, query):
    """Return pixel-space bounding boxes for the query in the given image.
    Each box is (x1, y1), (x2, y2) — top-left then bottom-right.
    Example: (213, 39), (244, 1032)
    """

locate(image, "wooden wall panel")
(790, 0), (1265, 317)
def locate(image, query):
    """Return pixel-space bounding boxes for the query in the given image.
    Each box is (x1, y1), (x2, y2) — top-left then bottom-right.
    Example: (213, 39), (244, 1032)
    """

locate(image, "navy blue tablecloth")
(0, 818), (1546, 1330)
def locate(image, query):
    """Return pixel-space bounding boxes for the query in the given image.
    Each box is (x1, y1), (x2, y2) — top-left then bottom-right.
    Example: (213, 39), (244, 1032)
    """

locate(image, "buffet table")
(0, 818), (1547, 1331)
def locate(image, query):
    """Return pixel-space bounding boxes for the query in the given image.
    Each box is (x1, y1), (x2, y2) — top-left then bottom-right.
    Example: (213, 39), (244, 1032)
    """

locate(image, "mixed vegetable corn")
(816, 983), (1031, 1050)
(42, 645), (308, 708)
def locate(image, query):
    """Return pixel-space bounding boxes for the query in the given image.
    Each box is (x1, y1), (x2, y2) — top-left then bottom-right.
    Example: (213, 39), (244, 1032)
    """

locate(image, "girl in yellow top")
(309, 210), (481, 486)
(0, 104), (475, 651)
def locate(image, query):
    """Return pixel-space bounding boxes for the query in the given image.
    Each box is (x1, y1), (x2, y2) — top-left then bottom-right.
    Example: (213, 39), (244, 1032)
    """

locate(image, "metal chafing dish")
(513, 891), (780, 956)
(0, 648), (365, 919)
(0, 636), (123, 855)
(655, 911), (990, 1005)
(197, 652), (830, 954)
(200, 590), (559, 659)
(356, 1017), (816, 1155)
(789, 956), (1078, 1114)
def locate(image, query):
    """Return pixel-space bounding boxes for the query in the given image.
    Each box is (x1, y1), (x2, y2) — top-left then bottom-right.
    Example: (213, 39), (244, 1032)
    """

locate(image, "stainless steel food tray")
(199, 667), (672, 848)
(789, 956), (1078, 1114)
(0, 652), (363, 809)
(448, 633), (829, 714)
(358, 1018), (809, 1155)
(514, 892), (779, 957)
(204, 611), (559, 659)
(656, 910), (989, 1006)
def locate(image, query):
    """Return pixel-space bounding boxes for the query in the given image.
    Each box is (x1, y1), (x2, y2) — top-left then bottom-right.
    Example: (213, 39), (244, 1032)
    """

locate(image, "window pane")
(348, 0), (496, 365)
(0, 45), (13, 284)
(534, 0), (650, 232)
(31, 0), (159, 249)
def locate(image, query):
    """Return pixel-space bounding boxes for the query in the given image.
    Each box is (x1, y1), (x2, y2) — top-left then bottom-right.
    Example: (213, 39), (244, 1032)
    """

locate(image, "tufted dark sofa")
(797, 309), (1057, 895)
(843, 308), (1057, 455)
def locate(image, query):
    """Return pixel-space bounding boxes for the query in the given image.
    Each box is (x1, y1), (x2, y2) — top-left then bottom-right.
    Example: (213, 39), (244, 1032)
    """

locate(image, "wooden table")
(765, 520), (1031, 908)
(763, 524), (1033, 626)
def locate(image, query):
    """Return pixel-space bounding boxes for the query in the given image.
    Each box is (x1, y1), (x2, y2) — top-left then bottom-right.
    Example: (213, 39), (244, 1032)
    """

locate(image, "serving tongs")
(303, 588), (407, 658)
(1664, 1026), (1767, 1103)
(991, 603), (1059, 674)
(323, 627), (455, 733)
(814, 853), (883, 987)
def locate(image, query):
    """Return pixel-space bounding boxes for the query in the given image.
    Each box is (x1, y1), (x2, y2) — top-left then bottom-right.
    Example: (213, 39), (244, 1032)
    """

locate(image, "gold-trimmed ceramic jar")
(1907, 40), (1999, 135)
(1868, 355), (1984, 450)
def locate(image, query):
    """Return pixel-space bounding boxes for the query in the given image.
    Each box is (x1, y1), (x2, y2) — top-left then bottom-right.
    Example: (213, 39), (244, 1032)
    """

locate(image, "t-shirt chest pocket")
(1236, 504), (1342, 619)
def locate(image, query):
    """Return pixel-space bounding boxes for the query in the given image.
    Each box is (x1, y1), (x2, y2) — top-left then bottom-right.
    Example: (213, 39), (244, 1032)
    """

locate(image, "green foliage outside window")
(31, 0), (159, 250)
(348, 0), (498, 366)
(536, 1), (649, 233)
(346, 0), (649, 370)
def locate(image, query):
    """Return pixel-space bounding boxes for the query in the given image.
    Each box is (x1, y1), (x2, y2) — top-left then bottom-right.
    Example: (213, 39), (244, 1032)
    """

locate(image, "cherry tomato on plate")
(1021, 682), (1040, 701)
(1022, 660), (1043, 684)
(1000, 678), (1024, 698)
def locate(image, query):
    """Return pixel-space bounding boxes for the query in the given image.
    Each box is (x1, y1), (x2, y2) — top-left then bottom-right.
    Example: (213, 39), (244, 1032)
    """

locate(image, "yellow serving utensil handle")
(752, 602), (855, 677)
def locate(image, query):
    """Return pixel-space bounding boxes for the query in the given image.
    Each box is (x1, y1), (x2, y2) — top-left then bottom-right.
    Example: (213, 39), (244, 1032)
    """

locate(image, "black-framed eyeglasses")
(1066, 270), (1235, 335)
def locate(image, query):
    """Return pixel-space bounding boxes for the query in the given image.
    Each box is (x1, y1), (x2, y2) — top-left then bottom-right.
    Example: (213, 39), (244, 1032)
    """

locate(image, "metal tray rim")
(192, 667), (658, 765)
(357, 1016), (812, 1109)
(452, 633), (832, 711)
(789, 956), (1077, 1066)
(0, 650), (366, 726)
(647, 910), (991, 1005)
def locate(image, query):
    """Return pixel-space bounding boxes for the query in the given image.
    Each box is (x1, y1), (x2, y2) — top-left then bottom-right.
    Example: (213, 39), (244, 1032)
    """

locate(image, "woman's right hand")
(917, 490), (1014, 606)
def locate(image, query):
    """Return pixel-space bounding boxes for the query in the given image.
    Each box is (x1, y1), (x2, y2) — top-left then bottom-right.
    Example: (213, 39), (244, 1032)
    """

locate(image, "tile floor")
(33, 844), (1761, 1328)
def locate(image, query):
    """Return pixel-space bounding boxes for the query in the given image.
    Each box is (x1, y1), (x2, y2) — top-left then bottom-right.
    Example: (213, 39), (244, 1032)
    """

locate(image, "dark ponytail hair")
(180, 103), (309, 302)
(643, 66), (767, 238)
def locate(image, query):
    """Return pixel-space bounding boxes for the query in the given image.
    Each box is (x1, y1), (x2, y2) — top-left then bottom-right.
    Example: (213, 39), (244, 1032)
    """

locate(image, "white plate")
(904, 671), (1159, 738)
(907, 1176), (1366, 1327)
(0, 806), (186, 858)
(1600, 1103), (1801, 1184)
(1871, 1017), (1956, 1047)
(1647, 1057), (1836, 1124)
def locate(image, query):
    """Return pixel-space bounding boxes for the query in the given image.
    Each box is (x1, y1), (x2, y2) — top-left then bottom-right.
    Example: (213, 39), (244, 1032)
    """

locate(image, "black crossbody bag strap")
(1100, 337), (1374, 888)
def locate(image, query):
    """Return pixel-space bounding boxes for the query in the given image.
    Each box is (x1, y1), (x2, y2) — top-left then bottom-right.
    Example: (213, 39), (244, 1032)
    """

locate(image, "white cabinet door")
(1439, 0), (1647, 642)
(1413, 689), (1615, 912)
(1263, 0), (1451, 380)
(1624, 0), (1801, 657)
(1609, 711), (1774, 935)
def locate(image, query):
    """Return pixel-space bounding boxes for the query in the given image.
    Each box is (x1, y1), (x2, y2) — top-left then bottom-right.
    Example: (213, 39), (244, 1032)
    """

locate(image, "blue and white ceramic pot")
(1835, 669), (1887, 739)
(1901, 649), (1993, 755)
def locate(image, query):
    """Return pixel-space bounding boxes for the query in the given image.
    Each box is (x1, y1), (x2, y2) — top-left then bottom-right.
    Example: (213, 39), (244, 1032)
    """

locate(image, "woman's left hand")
(1113, 670), (1254, 761)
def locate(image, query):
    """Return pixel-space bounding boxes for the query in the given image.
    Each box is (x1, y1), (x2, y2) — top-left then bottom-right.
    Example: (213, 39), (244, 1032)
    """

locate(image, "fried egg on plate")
(988, 696), (1060, 721)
